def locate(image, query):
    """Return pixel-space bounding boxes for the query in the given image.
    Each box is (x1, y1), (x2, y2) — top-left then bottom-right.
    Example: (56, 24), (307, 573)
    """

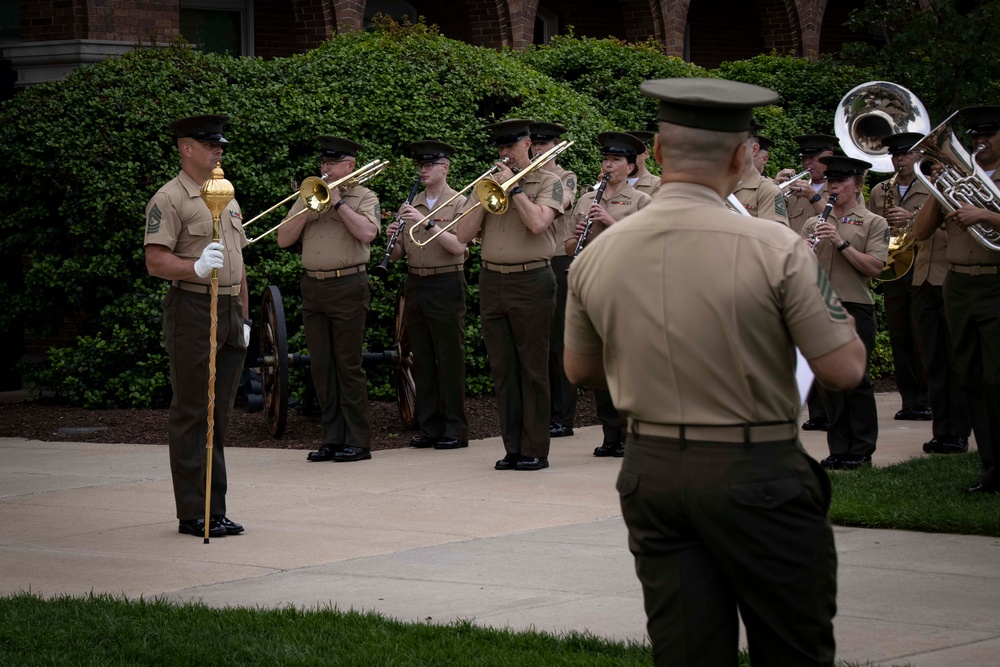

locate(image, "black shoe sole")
(333, 454), (372, 462)
(178, 524), (226, 538)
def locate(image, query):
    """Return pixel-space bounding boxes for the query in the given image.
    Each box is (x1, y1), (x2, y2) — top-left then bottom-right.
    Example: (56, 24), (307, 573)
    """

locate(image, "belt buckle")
(500, 264), (510, 275)
(418, 268), (429, 277)
(971, 266), (982, 277)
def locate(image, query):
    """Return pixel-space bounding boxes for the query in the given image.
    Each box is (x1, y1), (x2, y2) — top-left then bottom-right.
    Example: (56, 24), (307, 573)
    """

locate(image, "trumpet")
(406, 158), (509, 248)
(474, 140), (575, 215)
(372, 175), (423, 279)
(242, 159), (390, 244)
(809, 194), (839, 252)
(777, 170), (811, 198)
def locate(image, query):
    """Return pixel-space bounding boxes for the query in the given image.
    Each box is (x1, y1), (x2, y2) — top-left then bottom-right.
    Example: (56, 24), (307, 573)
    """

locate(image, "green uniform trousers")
(403, 271), (468, 440)
(618, 434), (837, 667)
(823, 302), (878, 457)
(945, 271), (1000, 490)
(479, 265), (556, 458)
(301, 272), (371, 448)
(163, 287), (245, 520)
(884, 269), (927, 409)
(548, 255), (577, 428)
(912, 283), (971, 439)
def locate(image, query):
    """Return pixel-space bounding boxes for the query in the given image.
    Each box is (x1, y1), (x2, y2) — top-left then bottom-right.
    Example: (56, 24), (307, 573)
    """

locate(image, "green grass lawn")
(828, 452), (1000, 536)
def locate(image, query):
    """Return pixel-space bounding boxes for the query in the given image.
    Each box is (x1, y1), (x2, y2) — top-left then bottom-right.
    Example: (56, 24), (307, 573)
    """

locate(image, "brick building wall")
(18, 0), (180, 43)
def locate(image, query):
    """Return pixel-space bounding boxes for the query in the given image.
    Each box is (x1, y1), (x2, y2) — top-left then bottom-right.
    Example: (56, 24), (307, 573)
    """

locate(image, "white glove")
(243, 322), (251, 348)
(193, 242), (225, 278)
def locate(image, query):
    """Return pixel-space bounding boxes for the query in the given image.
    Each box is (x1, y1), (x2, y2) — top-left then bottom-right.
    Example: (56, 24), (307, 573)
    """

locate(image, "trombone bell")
(473, 140), (574, 215)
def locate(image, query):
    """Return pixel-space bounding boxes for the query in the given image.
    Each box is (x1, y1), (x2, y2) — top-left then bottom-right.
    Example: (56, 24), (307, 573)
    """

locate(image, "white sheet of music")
(796, 347), (814, 408)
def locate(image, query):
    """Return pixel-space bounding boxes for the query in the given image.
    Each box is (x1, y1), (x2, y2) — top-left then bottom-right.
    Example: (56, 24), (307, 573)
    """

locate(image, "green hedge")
(1, 22), (905, 408)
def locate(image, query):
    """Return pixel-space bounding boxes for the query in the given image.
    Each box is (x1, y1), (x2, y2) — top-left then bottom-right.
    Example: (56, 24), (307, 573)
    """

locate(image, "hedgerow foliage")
(0, 20), (907, 408)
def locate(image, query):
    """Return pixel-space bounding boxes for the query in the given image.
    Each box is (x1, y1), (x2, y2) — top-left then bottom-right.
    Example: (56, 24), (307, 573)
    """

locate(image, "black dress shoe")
(178, 518), (226, 538)
(924, 436), (969, 454)
(802, 418), (828, 431)
(495, 453), (519, 470)
(910, 405), (933, 421)
(410, 434), (437, 448)
(613, 441), (625, 458)
(966, 482), (999, 494)
(515, 456), (549, 471)
(840, 454), (872, 470)
(922, 436), (946, 453)
(433, 438), (468, 450)
(549, 423), (574, 438)
(333, 446), (371, 462)
(307, 445), (339, 462)
(593, 442), (619, 457)
(819, 454), (843, 470)
(212, 515), (244, 535)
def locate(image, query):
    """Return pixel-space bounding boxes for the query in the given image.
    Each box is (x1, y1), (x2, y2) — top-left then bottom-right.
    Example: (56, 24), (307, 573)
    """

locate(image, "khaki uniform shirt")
(144, 169), (246, 286)
(286, 185), (381, 271)
(734, 166), (789, 225)
(470, 169), (563, 264)
(548, 164), (578, 257)
(565, 182), (857, 425)
(400, 185), (467, 268)
(802, 203), (889, 305)
(787, 182), (828, 235)
(566, 184), (651, 250)
(869, 176), (945, 286)
(630, 172), (661, 197)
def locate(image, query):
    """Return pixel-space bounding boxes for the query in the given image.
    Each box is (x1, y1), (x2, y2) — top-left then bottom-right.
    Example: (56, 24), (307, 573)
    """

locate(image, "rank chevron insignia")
(816, 265), (847, 321)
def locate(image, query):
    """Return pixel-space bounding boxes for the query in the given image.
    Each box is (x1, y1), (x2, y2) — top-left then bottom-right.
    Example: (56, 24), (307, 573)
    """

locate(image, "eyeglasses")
(419, 161), (445, 170)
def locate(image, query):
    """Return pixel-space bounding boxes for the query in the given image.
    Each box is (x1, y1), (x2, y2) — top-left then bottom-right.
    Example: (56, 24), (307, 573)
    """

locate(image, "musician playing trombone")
(802, 156), (889, 471)
(277, 136), (381, 464)
(384, 140), (469, 450)
(564, 132), (651, 458)
(455, 118), (565, 471)
(912, 105), (1000, 494)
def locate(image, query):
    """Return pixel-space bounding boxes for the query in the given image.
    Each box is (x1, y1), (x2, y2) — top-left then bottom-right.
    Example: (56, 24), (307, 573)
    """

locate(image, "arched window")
(365, 0), (418, 28)
(534, 5), (559, 45)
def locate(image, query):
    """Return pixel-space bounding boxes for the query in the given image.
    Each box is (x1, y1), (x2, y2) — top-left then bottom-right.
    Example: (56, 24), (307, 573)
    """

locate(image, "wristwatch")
(510, 186), (524, 196)
(837, 240), (851, 252)
(334, 200), (346, 210)
(810, 193), (822, 204)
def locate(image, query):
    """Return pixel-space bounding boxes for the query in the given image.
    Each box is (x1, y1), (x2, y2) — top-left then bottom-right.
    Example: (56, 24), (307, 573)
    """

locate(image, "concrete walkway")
(2, 392), (999, 666)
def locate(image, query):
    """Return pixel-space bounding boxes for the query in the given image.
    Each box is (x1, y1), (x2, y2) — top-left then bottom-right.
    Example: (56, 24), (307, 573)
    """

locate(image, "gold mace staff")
(198, 161), (234, 544)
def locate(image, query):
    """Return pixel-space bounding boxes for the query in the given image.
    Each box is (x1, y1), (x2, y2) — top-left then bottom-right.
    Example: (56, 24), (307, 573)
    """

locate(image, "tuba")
(911, 112), (1000, 252)
(834, 81), (930, 173)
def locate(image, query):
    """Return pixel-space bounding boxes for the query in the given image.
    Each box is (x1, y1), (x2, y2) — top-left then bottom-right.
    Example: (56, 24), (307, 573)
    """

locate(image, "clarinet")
(571, 172), (612, 260)
(810, 194), (839, 253)
(372, 176), (422, 279)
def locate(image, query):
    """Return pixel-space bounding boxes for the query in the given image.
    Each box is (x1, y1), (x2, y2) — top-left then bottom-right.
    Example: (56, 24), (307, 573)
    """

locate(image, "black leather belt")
(172, 281), (241, 296)
(482, 259), (550, 274)
(305, 266), (365, 279)
(629, 420), (798, 443)
(408, 265), (463, 277)
(949, 264), (1000, 276)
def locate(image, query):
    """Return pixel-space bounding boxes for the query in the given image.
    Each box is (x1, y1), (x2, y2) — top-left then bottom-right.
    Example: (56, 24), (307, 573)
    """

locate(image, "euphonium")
(912, 112), (1000, 252)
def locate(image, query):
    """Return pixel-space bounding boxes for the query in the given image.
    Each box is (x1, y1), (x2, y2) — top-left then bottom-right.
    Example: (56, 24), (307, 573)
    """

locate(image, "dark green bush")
(2, 23), (908, 407)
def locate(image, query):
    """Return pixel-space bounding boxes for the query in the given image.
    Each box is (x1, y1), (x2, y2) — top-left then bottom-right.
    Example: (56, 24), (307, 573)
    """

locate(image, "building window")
(534, 5), (558, 45)
(365, 0), (417, 29)
(0, 0), (19, 40)
(180, 0), (253, 56)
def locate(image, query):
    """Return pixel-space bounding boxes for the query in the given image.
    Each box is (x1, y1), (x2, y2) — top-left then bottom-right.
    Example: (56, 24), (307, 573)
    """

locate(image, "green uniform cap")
(756, 135), (774, 151)
(484, 118), (534, 147)
(639, 78), (779, 133)
(819, 155), (871, 179)
(598, 132), (645, 158)
(170, 114), (230, 143)
(408, 139), (455, 163)
(318, 135), (363, 159)
(880, 132), (925, 154)
(959, 105), (1000, 135)
(627, 130), (655, 148)
(794, 134), (839, 156)
(529, 122), (567, 142)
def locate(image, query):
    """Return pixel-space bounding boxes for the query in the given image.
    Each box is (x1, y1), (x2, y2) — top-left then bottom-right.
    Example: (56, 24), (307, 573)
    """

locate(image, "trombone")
(242, 159), (390, 244)
(475, 140), (574, 214)
(407, 158), (509, 248)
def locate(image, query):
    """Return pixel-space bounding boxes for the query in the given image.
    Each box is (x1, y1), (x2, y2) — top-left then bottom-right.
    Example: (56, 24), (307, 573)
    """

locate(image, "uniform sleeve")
(228, 200), (249, 249)
(757, 181), (789, 226)
(357, 189), (382, 231)
(781, 240), (859, 360)
(863, 214), (890, 262)
(144, 189), (179, 250)
(532, 173), (564, 214)
(563, 171), (578, 210)
(564, 265), (603, 355)
(635, 192), (652, 211)
(869, 183), (885, 215)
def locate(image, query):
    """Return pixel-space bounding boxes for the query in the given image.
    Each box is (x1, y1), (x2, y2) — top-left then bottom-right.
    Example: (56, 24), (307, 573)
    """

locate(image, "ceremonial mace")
(199, 161), (234, 544)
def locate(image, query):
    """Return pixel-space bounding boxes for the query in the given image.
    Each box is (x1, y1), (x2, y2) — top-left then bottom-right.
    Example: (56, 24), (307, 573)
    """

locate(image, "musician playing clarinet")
(803, 155), (889, 471)
(565, 132), (651, 458)
(385, 140), (470, 450)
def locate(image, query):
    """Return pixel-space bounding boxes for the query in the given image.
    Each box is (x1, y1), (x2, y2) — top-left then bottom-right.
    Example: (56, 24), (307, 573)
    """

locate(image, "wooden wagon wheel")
(393, 290), (417, 431)
(260, 285), (289, 438)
